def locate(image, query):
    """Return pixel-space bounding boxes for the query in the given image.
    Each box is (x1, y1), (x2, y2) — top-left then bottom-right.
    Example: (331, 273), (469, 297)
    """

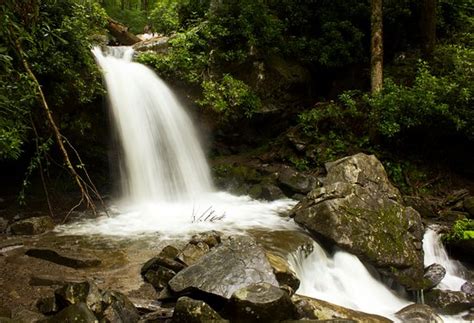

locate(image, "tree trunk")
(106, 18), (141, 45)
(370, 0), (383, 94)
(420, 0), (436, 57)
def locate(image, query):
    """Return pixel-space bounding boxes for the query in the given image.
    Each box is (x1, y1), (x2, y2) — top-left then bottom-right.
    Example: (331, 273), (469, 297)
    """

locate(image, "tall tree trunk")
(371, 0), (383, 94)
(420, 0), (437, 57)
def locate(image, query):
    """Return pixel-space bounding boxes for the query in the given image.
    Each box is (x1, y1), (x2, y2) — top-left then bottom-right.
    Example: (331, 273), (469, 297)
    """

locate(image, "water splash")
(92, 46), (213, 203)
(423, 227), (467, 291)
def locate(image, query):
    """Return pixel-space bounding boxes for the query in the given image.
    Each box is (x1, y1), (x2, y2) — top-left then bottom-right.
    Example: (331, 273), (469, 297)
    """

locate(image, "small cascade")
(423, 227), (467, 291)
(92, 46), (213, 203)
(289, 242), (409, 318)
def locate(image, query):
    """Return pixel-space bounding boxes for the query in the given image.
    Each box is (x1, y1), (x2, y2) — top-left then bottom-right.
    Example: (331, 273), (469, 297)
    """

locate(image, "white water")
(289, 243), (410, 318)
(93, 46), (213, 203)
(423, 227), (467, 291)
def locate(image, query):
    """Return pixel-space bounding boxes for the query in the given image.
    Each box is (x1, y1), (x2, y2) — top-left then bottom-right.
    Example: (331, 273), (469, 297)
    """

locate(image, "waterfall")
(92, 46), (213, 203)
(423, 227), (467, 291)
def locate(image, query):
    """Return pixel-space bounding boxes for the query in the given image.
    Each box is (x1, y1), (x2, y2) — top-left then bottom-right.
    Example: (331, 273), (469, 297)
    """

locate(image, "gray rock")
(278, 168), (317, 194)
(9, 216), (54, 235)
(292, 153), (425, 289)
(177, 242), (210, 266)
(0, 217), (8, 233)
(40, 302), (96, 323)
(138, 307), (174, 322)
(169, 235), (278, 300)
(261, 184), (286, 201)
(141, 256), (185, 275)
(395, 304), (443, 323)
(158, 245), (180, 259)
(26, 248), (101, 269)
(29, 274), (82, 287)
(133, 36), (169, 53)
(229, 282), (296, 322)
(11, 308), (45, 323)
(266, 252), (300, 295)
(101, 290), (140, 323)
(425, 289), (474, 314)
(172, 296), (222, 323)
(291, 294), (391, 322)
(423, 263), (446, 290)
(463, 196), (474, 218)
(404, 196), (438, 218)
(144, 266), (176, 291)
(461, 281), (474, 295)
(55, 281), (103, 314)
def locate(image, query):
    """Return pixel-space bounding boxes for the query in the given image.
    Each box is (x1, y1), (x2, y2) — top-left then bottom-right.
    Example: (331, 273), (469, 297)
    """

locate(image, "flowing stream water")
(58, 47), (468, 321)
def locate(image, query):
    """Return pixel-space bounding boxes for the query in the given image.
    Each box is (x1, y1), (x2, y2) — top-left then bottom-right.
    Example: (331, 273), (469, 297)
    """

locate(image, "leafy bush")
(444, 219), (474, 242)
(198, 74), (261, 121)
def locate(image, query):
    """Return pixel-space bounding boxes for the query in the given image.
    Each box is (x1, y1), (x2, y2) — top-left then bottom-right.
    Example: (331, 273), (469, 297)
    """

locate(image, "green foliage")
(199, 75), (261, 121)
(367, 57), (473, 139)
(0, 0), (106, 162)
(149, 0), (179, 34)
(444, 219), (474, 242)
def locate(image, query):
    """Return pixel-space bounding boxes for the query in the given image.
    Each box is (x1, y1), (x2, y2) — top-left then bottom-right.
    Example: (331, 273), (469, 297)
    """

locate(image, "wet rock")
(177, 242), (210, 266)
(292, 153), (425, 289)
(144, 266), (176, 291)
(41, 302), (96, 323)
(169, 235), (278, 300)
(37, 297), (59, 315)
(138, 307), (174, 322)
(55, 281), (103, 314)
(278, 168), (318, 195)
(0, 307), (11, 318)
(101, 290), (140, 323)
(395, 304), (442, 323)
(461, 281), (474, 295)
(462, 307), (474, 321)
(229, 282), (296, 322)
(156, 287), (175, 301)
(261, 184), (286, 201)
(423, 263), (446, 290)
(26, 248), (101, 269)
(0, 217), (8, 233)
(425, 289), (474, 314)
(266, 252), (300, 294)
(189, 231), (221, 248)
(159, 245), (180, 259)
(141, 256), (185, 275)
(291, 294), (391, 322)
(9, 216), (54, 235)
(404, 196), (438, 218)
(172, 296), (222, 323)
(463, 196), (474, 218)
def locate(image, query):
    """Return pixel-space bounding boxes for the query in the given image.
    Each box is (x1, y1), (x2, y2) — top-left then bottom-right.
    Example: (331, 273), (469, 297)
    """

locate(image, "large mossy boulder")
(424, 289), (474, 314)
(9, 216), (54, 235)
(291, 153), (425, 289)
(172, 296), (223, 323)
(168, 235), (278, 300)
(40, 303), (97, 323)
(395, 304), (443, 323)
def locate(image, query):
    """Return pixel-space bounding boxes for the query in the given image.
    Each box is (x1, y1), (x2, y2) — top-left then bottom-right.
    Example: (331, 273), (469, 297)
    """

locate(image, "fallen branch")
(106, 18), (141, 45)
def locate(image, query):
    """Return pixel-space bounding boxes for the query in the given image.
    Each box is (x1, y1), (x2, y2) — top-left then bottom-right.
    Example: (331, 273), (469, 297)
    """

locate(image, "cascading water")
(58, 47), (469, 322)
(92, 46), (213, 203)
(423, 227), (467, 291)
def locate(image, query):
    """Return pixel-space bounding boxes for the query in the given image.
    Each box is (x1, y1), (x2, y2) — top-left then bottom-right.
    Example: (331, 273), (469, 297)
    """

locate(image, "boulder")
(41, 303), (96, 323)
(0, 307), (11, 318)
(143, 266), (176, 291)
(26, 248), (101, 269)
(141, 256), (185, 275)
(158, 245), (181, 259)
(424, 289), (474, 314)
(172, 296), (222, 323)
(9, 216), (54, 235)
(10, 308), (44, 322)
(463, 196), (474, 218)
(261, 184), (286, 201)
(291, 294), (391, 322)
(54, 281), (103, 314)
(395, 304), (443, 323)
(229, 282), (297, 322)
(278, 168), (318, 195)
(461, 281), (474, 295)
(292, 153), (425, 289)
(423, 263), (446, 290)
(101, 290), (140, 323)
(168, 235), (278, 300)
(265, 252), (300, 294)
(177, 242), (210, 266)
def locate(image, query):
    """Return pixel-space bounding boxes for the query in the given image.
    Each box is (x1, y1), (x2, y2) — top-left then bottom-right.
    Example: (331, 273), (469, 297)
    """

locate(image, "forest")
(0, 0), (473, 322)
